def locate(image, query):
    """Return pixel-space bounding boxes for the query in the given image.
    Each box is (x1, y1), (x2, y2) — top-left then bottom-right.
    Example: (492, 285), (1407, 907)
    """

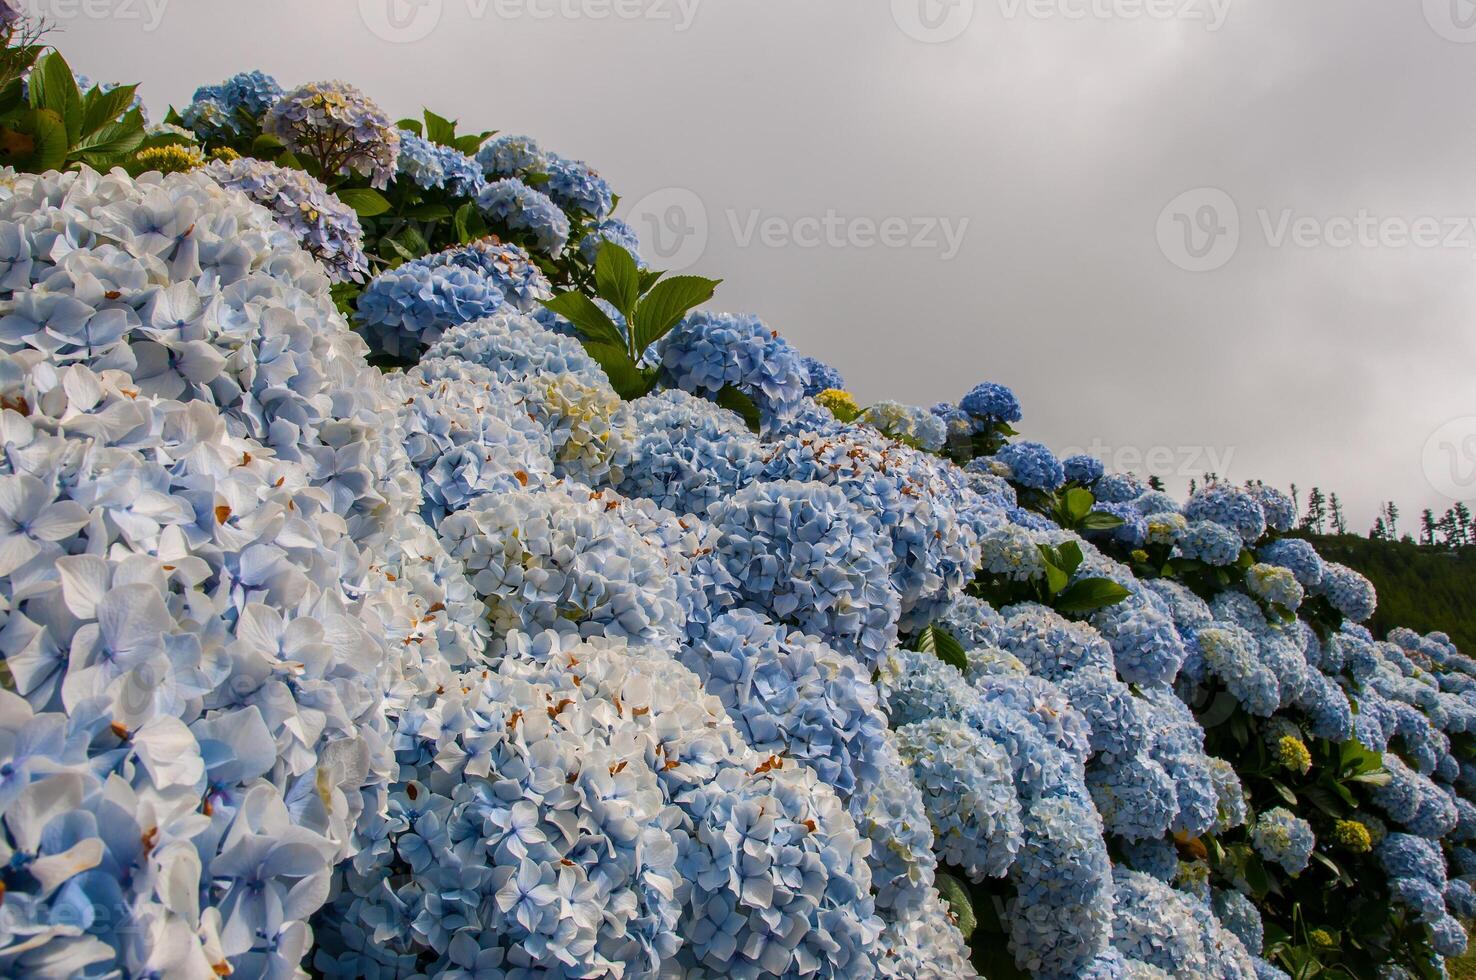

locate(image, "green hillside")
(1295, 533), (1476, 651)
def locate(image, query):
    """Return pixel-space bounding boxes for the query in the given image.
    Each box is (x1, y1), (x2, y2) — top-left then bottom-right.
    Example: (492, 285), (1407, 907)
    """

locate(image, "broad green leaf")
(392, 224), (430, 257)
(582, 341), (657, 400)
(714, 386), (761, 432)
(454, 132), (490, 156)
(81, 83), (139, 137)
(1064, 487), (1094, 521)
(396, 118), (424, 136)
(454, 202), (488, 244)
(423, 109), (457, 147)
(1270, 780), (1297, 807)
(73, 109), (145, 161)
(14, 108), (68, 172)
(934, 873), (976, 940)
(930, 625), (969, 671)
(1197, 691), (1239, 728)
(401, 202), (452, 221)
(631, 274), (720, 354)
(28, 53), (81, 145)
(593, 242), (640, 321)
(1055, 540), (1084, 574)
(637, 268), (665, 293)
(1044, 562), (1070, 597)
(336, 188), (393, 218)
(1053, 577), (1131, 614)
(540, 293), (626, 349)
(252, 132), (286, 154)
(1078, 511), (1126, 531)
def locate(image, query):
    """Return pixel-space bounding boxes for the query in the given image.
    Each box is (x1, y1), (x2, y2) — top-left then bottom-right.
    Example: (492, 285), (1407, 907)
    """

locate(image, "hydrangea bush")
(0, 40), (1470, 980)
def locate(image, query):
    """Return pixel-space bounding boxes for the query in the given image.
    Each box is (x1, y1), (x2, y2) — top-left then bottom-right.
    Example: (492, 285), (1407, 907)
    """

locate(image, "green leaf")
(80, 83), (139, 137)
(391, 224), (430, 258)
(400, 202), (452, 221)
(630, 275), (720, 354)
(1197, 691), (1239, 728)
(72, 109), (145, 162)
(454, 132), (490, 156)
(540, 292), (626, 349)
(934, 873), (976, 940)
(453, 201), (488, 244)
(714, 386), (761, 432)
(396, 118), (423, 136)
(1078, 511), (1127, 531)
(0, 108), (69, 173)
(252, 132), (286, 155)
(1064, 487), (1094, 522)
(1044, 562), (1070, 597)
(916, 625), (968, 672)
(1053, 577), (1131, 614)
(1270, 780), (1298, 806)
(637, 268), (665, 293)
(423, 109), (457, 147)
(28, 53), (81, 145)
(1055, 540), (1084, 575)
(582, 342), (656, 400)
(336, 188), (393, 218)
(593, 242), (641, 321)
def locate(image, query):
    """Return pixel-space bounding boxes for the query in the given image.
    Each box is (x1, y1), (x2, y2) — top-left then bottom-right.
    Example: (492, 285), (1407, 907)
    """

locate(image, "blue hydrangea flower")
(802, 356), (845, 397)
(660, 311), (809, 426)
(185, 69), (282, 139)
(476, 133), (549, 176)
(1257, 538), (1325, 589)
(1178, 519), (1244, 566)
(858, 401), (948, 452)
(1317, 562), (1378, 622)
(895, 717), (1023, 881)
(617, 388), (763, 515)
(580, 217), (644, 265)
(995, 440), (1065, 491)
(544, 153), (613, 219)
(1184, 484), (1267, 545)
(1252, 807), (1315, 873)
(477, 178), (571, 256)
(700, 479), (900, 665)
(959, 381), (1022, 424)
(204, 157), (368, 282)
(1064, 454), (1106, 484)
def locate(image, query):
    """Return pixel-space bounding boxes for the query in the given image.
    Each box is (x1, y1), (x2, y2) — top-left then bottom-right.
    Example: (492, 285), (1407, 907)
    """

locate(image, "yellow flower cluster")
(133, 144), (206, 175)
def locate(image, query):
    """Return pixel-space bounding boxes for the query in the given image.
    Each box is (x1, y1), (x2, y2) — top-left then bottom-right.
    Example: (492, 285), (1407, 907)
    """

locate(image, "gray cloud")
(49, 0), (1476, 532)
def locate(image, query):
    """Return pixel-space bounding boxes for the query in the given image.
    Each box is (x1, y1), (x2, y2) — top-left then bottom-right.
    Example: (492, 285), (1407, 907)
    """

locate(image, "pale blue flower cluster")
(1251, 807), (1315, 873)
(617, 388), (764, 515)
(476, 133), (549, 177)
(394, 129), (486, 197)
(802, 355), (845, 396)
(1316, 561), (1378, 622)
(477, 178), (571, 256)
(204, 156), (369, 282)
(184, 69), (283, 139)
(355, 240), (552, 357)
(660, 311), (809, 426)
(1184, 483), (1268, 544)
(580, 217), (644, 265)
(545, 153), (613, 218)
(1064, 453), (1106, 484)
(995, 440), (1065, 490)
(859, 400), (949, 452)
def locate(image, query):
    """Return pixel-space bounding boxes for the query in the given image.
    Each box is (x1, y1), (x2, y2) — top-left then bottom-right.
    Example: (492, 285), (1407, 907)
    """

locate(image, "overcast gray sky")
(43, 0), (1476, 533)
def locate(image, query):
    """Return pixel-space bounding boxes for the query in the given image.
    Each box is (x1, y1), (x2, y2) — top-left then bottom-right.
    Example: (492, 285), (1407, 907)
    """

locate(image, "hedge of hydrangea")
(0, 49), (1472, 980)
